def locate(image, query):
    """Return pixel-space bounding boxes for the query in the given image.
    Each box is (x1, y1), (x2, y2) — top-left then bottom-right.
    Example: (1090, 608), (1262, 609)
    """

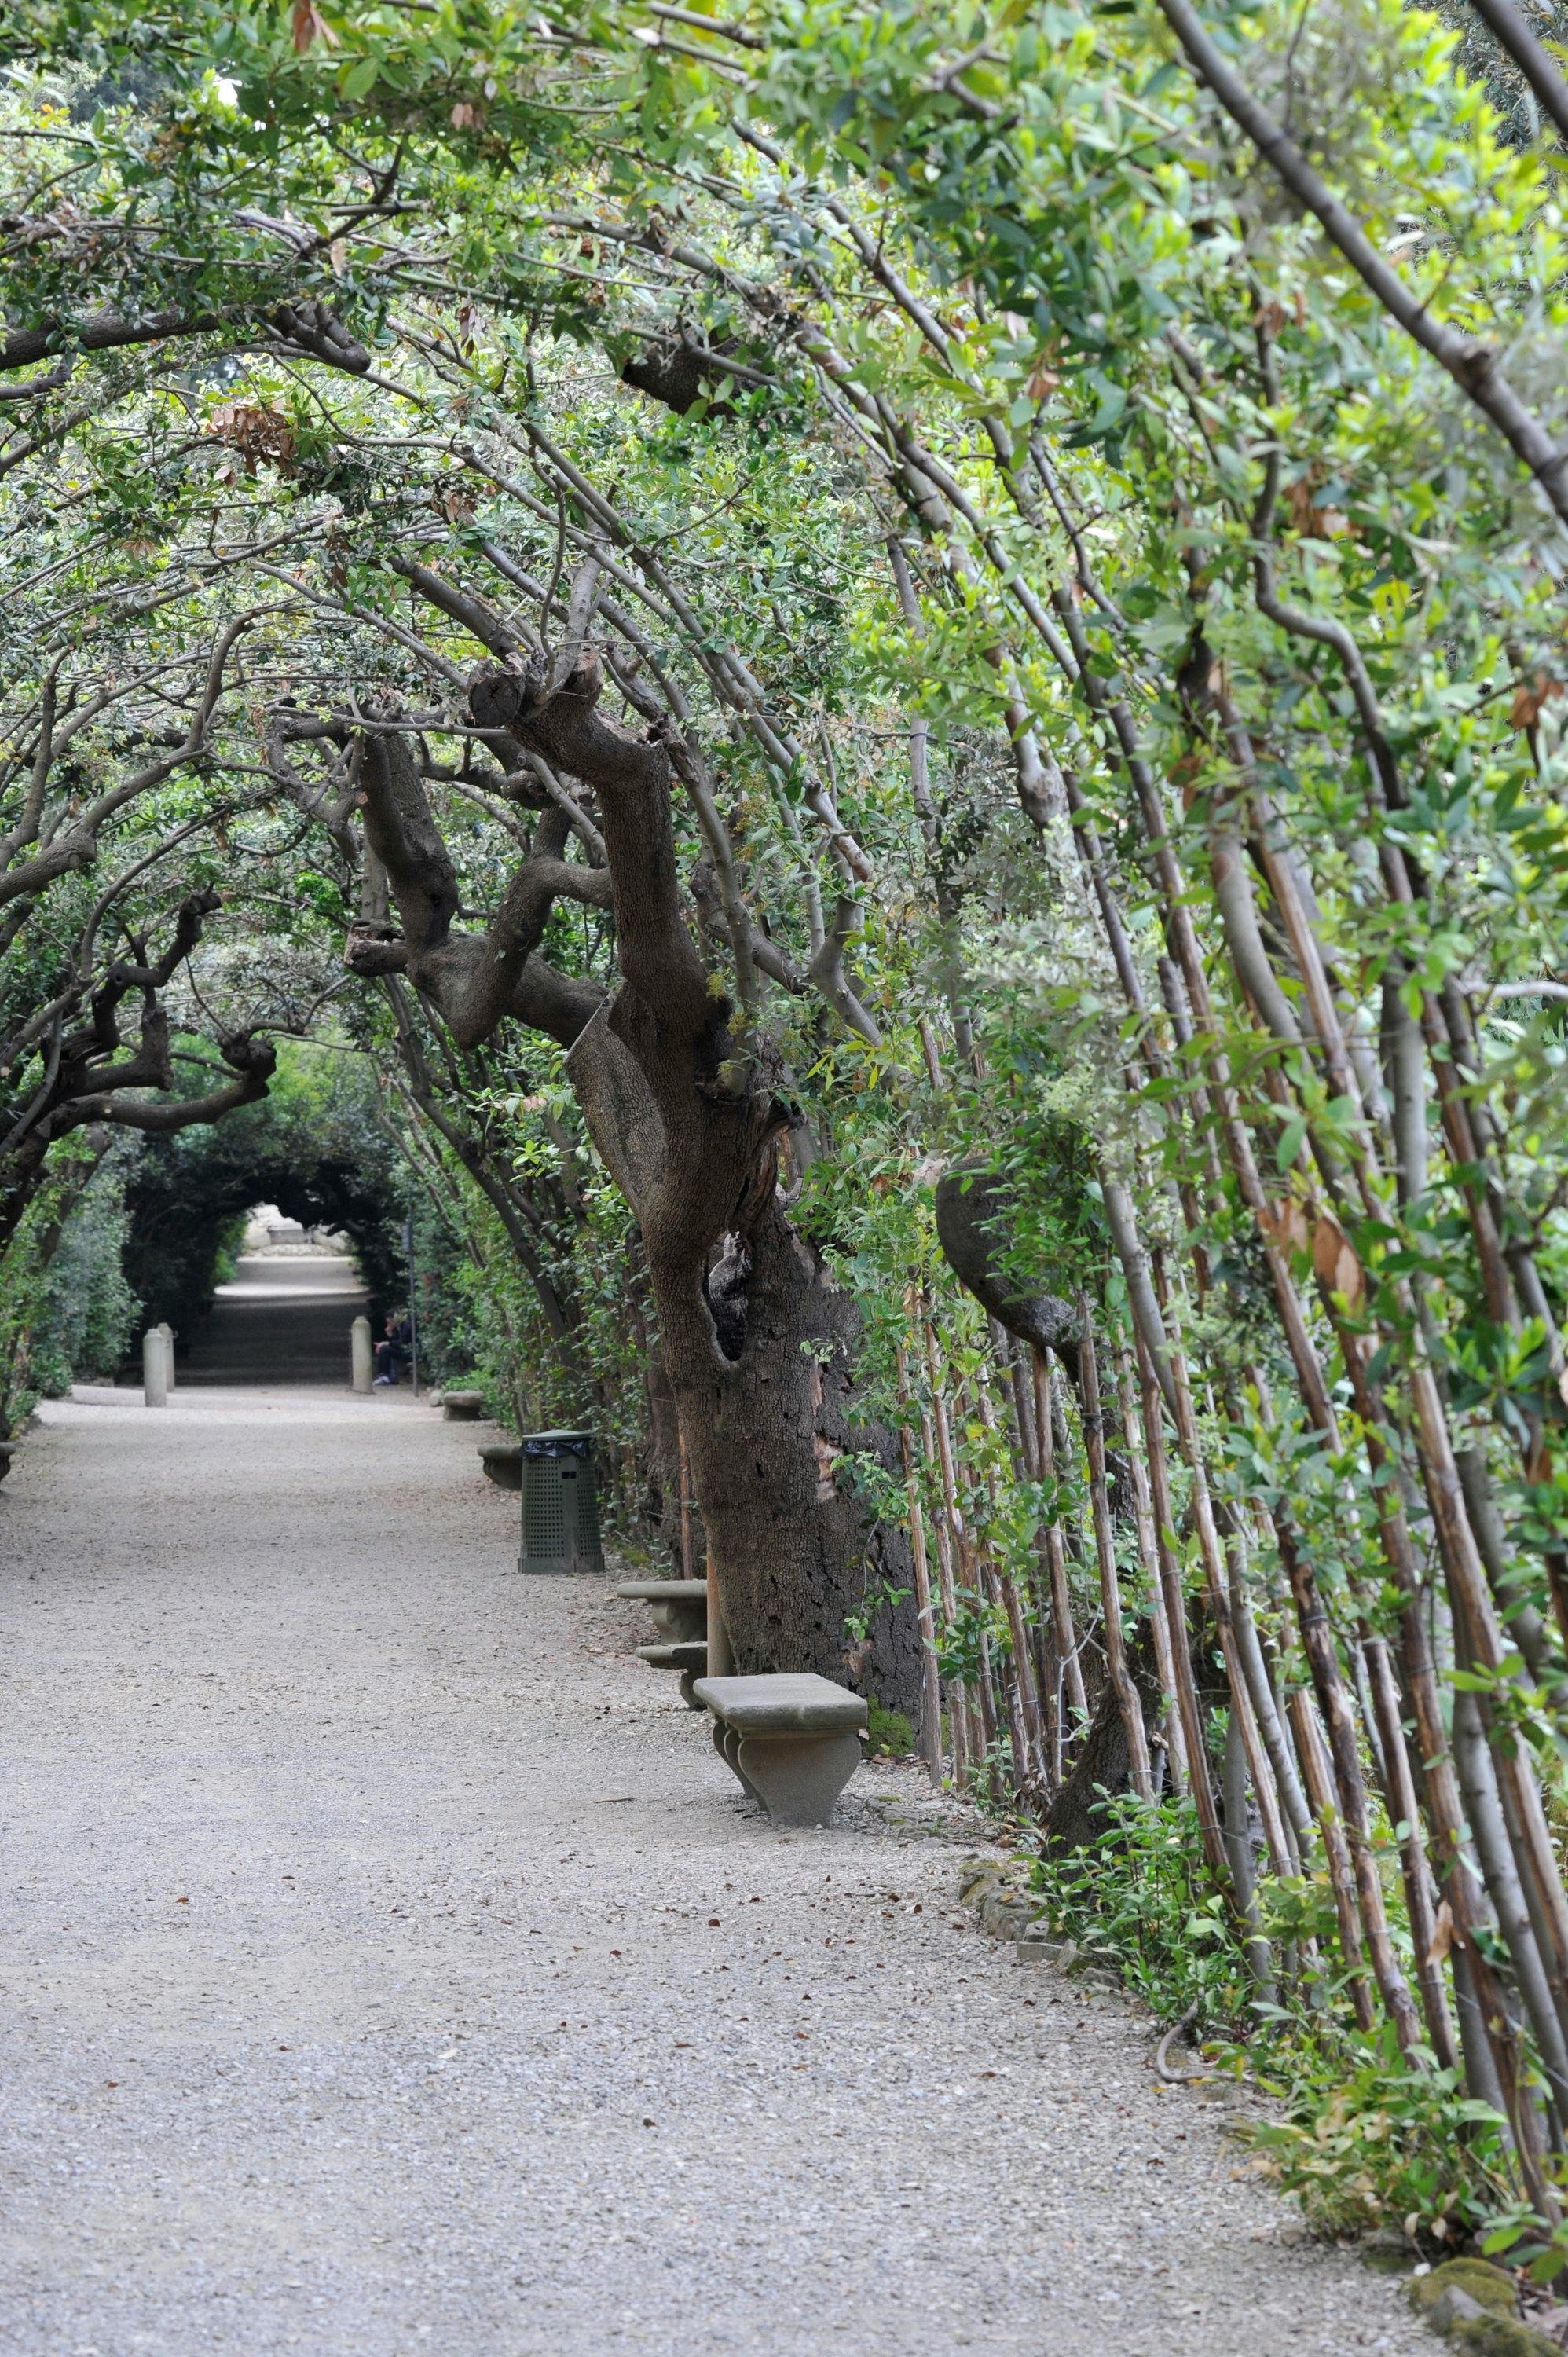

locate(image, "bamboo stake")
(1114, 1340), (1185, 1794)
(981, 1552), (1033, 1791)
(951, 1373), (1006, 1796)
(1408, 1348), (1568, 2055)
(1288, 1688), (1378, 2033)
(924, 1312), (987, 1783)
(1364, 1636), (1459, 2069)
(1135, 1332), (1231, 1892)
(1222, 1706), (1278, 2000)
(1273, 1516), (1423, 2053)
(1335, 1336), (1549, 2139)
(983, 1321), (1034, 1483)
(976, 1355), (1047, 1787)
(921, 1401), (972, 1783)
(1077, 1296), (1152, 1799)
(1220, 1505), (1310, 1864)
(1006, 1330), (1064, 1790)
(1161, 1331), (1293, 1879)
(1031, 1348), (1089, 1727)
(896, 1337), (945, 1789)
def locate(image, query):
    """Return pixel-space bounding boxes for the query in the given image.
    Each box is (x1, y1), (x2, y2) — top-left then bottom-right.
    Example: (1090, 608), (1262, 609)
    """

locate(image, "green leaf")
(1274, 1115), (1307, 1175)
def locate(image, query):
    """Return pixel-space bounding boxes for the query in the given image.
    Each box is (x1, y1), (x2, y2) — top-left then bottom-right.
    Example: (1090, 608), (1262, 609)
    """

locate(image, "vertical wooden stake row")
(896, 1336), (946, 1790)
(1077, 1297), (1152, 1799)
(1031, 1350), (1089, 1739)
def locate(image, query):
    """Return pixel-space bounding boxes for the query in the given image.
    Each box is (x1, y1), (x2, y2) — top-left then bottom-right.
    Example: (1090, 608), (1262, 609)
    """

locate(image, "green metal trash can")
(519, 1430), (603, 1574)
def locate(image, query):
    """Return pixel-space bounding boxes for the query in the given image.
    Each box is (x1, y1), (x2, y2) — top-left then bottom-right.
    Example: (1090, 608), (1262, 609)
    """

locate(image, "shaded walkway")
(180, 1255), (368, 1387)
(0, 1387), (1423, 2355)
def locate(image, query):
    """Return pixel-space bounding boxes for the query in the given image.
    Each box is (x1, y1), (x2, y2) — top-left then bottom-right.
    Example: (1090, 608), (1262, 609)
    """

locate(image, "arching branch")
(348, 725), (606, 1051)
(60, 1032), (277, 1136)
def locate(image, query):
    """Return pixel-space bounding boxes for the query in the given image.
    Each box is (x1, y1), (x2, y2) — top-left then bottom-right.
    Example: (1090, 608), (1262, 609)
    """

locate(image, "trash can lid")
(522, 1428), (595, 1457)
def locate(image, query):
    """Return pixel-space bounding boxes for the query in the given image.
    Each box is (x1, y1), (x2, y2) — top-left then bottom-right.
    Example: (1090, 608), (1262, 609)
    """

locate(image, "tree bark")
(665, 1190), (920, 1706)
(349, 627), (921, 1709)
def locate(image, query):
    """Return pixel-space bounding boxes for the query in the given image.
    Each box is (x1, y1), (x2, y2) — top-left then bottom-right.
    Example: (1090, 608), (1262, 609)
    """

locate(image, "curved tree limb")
(350, 724), (604, 1051)
(59, 1032), (277, 1136)
(0, 299), (370, 379)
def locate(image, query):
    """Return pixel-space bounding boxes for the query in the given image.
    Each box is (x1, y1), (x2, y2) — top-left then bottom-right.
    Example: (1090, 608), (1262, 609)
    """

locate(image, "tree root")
(1154, 2000), (1205, 2083)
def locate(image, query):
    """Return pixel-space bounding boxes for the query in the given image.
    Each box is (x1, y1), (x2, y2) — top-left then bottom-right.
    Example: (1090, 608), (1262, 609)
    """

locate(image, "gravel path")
(0, 1379), (1431, 2355)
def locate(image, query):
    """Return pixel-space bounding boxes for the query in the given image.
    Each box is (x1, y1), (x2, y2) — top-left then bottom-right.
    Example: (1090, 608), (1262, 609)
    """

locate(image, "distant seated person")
(373, 1312), (412, 1387)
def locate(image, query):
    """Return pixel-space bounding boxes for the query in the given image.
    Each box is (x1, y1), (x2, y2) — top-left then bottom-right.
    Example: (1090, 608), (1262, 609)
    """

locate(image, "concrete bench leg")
(712, 1717), (762, 1805)
(735, 1730), (863, 1828)
(650, 1600), (707, 1644)
(679, 1668), (704, 1710)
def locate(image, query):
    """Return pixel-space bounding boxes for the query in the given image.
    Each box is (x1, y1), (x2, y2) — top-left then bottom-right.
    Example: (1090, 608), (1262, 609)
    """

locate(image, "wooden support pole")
(1078, 1298), (1152, 1800)
(896, 1339), (945, 1788)
(1031, 1350), (1089, 1731)
(1136, 1332), (1231, 1891)
(1114, 1340), (1185, 1792)
(924, 1312), (985, 1781)
(1289, 1687), (1378, 2033)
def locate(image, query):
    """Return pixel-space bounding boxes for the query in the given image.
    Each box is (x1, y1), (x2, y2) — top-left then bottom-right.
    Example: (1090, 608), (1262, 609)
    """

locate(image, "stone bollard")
(142, 1328), (167, 1408)
(350, 1314), (373, 1395)
(157, 1322), (176, 1391)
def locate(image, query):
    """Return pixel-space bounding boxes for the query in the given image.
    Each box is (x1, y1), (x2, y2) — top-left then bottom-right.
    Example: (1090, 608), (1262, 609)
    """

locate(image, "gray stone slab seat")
(479, 1444), (522, 1490)
(440, 1390), (485, 1421)
(636, 1638), (709, 1709)
(615, 1578), (708, 1643)
(694, 1673), (868, 1827)
(617, 1580), (711, 1709)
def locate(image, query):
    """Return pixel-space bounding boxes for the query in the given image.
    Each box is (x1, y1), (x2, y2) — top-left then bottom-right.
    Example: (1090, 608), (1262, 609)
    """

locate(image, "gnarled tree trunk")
(344, 616), (919, 1714)
(671, 1191), (918, 1704)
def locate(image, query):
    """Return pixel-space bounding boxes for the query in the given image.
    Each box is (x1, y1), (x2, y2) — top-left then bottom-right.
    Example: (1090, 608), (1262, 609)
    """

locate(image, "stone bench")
(636, 1639), (709, 1709)
(441, 1389), (485, 1421)
(694, 1673), (868, 1827)
(0, 1439), (17, 1483)
(615, 1578), (708, 1644)
(478, 1444), (522, 1491)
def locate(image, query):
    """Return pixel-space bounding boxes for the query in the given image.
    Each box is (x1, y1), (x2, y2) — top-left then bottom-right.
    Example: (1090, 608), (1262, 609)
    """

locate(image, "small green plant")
(1025, 1791), (1258, 2030)
(1248, 2036), (1515, 2244)
(1021, 1791), (1524, 2248)
(865, 1699), (916, 1758)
